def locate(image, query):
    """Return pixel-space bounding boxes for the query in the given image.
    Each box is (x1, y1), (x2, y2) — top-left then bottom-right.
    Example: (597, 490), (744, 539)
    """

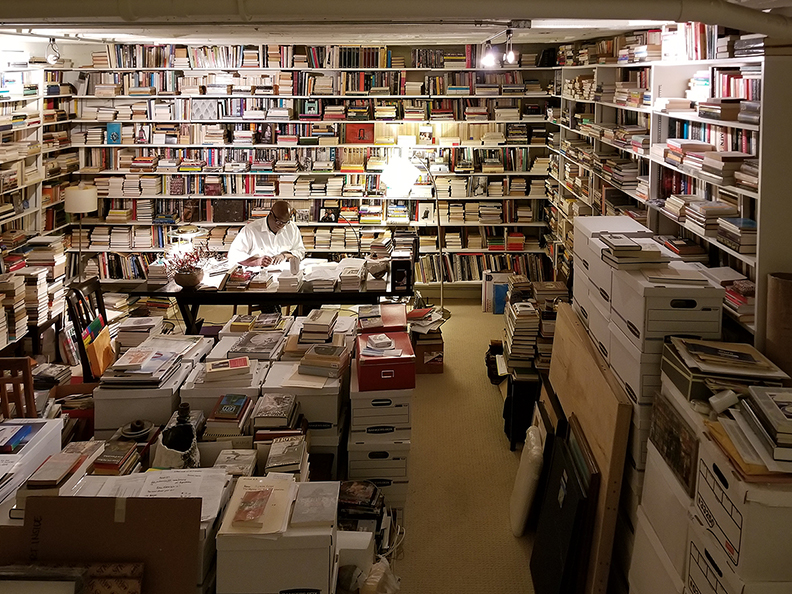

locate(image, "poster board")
(549, 303), (631, 594)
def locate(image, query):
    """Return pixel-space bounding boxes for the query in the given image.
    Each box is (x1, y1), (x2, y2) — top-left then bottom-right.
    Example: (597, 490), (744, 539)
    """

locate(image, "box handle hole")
(704, 549), (723, 578)
(713, 463), (729, 490)
(670, 299), (698, 309)
(372, 399), (393, 407)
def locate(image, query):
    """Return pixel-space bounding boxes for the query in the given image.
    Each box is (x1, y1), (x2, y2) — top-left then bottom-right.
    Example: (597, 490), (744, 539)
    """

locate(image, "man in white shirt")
(227, 200), (306, 266)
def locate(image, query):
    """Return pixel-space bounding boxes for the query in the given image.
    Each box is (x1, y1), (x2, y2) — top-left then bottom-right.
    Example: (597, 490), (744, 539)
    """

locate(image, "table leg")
(177, 298), (200, 334)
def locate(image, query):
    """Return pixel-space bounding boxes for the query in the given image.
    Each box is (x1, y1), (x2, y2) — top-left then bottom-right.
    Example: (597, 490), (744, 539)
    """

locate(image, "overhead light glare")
(481, 41), (496, 68)
(504, 29), (516, 64)
(46, 37), (60, 65)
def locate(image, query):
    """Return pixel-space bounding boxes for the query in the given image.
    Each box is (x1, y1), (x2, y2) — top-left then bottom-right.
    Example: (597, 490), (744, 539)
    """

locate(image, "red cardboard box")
(356, 332), (415, 391)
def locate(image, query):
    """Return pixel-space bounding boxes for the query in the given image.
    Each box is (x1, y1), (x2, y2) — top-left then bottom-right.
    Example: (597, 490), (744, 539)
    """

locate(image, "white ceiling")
(1, 0), (791, 47)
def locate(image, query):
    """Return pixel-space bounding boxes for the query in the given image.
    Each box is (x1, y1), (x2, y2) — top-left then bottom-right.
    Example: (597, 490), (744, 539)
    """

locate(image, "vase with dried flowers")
(167, 243), (213, 288)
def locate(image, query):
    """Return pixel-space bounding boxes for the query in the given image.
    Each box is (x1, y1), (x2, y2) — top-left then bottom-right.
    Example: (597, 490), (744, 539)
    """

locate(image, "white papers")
(138, 468), (228, 522)
(280, 364), (328, 389)
(719, 417), (765, 467)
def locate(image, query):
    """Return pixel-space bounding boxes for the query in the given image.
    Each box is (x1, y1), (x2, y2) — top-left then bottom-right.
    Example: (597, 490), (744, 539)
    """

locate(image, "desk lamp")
(64, 183), (98, 281)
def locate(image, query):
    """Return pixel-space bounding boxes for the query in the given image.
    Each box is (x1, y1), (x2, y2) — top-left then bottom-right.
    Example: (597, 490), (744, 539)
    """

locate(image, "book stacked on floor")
(503, 300), (540, 370)
(298, 344), (350, 378)
(91, 440), (140, 476)
(684, 201), (739, 237)
(531, 281), (569, 308)
(182, 358), (267, 415)
(536, 301), (559, 371)
(724, 279), (756, 323)
(116, 316), (164, 351)
(337, 480), (386, 535)
(717, 217), (757, 254)
(229, 330), (287, 360)
(203, 393), (254, 439)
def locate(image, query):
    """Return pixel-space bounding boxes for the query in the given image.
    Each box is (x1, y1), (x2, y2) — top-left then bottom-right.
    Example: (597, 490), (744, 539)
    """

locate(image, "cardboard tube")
(766, 273), (792, 378)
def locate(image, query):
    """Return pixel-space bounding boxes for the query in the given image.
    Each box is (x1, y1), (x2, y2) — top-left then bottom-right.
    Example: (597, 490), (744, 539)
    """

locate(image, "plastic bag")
(509, 425), (544, 536)
(360, 557), (400, 594)
(151, 431), (200, 469)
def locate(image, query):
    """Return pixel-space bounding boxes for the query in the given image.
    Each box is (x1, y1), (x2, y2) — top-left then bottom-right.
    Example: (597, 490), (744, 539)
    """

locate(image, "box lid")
(613, 261), (725, 298)
(573, 215), (653, 240)
(357, 332), (415, 365)
(357, 303), (407, 334)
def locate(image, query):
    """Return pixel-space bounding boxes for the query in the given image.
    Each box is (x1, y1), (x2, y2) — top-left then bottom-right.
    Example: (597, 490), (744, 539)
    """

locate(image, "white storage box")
(93, 362), (191, 432)
(642, 441), (695, 579)
(585, 281), (611, 363)
(627, 400), (652, 469)
(608, 321), (662, 404)
(216, 526), (336, 594)
(371, 477), (409, 509)
(347, 430), (410, 480)
(687, 515), (791, 594)
(350, 366), (412, 431)
(262, 362), (343, 430)
(611, 262), (724, 348)
(574, 236), (614, 304)
(628, 507), (684, 594)
(694, 431), (792, 582)
(206, 336), (241, 362)
(619, 457), (643, 530)
(337, 530), (375, 577)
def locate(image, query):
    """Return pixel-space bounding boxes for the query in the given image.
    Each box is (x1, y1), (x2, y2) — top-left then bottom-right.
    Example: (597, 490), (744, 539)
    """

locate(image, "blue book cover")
(493, 283), (509, 315)
(106, 122), (122, 145)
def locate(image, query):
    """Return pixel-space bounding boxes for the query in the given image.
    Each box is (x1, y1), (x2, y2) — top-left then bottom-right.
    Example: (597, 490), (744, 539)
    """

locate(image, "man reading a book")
(228, 200), (306, 267)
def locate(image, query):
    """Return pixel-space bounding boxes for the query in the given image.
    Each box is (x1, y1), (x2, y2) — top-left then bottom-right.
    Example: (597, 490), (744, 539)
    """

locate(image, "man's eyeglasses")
(269, 212), (291, 227)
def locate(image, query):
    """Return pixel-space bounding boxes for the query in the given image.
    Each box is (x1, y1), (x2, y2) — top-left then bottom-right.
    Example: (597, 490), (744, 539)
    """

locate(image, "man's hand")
(270, 252), (291, 265)
(238, 255), (272, 267)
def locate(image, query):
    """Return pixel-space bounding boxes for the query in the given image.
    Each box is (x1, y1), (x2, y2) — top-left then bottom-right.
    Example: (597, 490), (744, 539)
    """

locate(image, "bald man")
(227, 200), (306, 267)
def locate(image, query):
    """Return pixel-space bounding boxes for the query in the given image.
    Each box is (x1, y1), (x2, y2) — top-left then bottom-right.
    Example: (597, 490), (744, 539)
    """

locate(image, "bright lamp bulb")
(481, 45), (496, 68)
(46, 38), (60, 65)
(505, 50), (516, 64)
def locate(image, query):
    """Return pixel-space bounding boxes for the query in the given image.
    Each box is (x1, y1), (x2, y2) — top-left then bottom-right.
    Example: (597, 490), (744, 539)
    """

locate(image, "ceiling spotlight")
(504, 29), (516, 64)
(481, 41), (496, 68)
(46, 38), (60, 65)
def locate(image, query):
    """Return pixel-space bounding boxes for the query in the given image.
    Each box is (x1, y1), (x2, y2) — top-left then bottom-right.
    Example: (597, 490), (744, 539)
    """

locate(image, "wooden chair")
(66, 276), (107, 383)
(0, 357), (38, 418)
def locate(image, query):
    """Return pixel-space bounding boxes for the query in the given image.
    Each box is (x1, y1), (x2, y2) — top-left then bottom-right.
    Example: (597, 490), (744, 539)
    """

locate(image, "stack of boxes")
(630, 342), (792, 594)
(571, 216), (725, 590)
(348, 304), (414, 516)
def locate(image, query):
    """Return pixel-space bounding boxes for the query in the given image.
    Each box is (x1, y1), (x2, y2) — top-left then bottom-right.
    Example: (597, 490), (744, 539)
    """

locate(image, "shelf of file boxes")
(628, 336), (792, 594)
(572, 216), (726, 476)
(342, 303), (414, 513)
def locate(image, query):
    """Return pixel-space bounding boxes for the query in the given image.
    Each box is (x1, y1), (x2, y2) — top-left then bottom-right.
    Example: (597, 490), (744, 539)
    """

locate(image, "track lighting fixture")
(481, 41), (496, 68)
(504, 29), (516, 64)
(46, 38), (60, 65)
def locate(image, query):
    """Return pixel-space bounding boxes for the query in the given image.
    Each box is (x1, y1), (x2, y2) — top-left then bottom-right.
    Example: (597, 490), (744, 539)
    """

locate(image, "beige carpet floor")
(393, 299), (535, 594)
(191, 300), (536, 593)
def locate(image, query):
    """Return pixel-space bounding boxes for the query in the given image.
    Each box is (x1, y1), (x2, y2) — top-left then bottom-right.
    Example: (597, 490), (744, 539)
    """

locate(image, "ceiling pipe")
(0, 0), (791, 38)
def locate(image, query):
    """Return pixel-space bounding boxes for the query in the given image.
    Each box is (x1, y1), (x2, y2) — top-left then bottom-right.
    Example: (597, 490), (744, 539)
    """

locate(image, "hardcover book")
(251, 393), (297, 429)
(265, 435), (306, 473)
(210, 394), (251, 421)
(290, 481), (340, 527)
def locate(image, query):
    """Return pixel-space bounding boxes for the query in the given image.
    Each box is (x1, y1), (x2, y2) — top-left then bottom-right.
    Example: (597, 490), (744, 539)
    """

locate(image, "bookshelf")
(546, 48), (792, 349)
(46, 43), (557, 287)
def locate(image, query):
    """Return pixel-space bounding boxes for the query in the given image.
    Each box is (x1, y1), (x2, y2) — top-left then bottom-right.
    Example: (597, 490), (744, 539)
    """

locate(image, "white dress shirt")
(227, 218), (306, 265)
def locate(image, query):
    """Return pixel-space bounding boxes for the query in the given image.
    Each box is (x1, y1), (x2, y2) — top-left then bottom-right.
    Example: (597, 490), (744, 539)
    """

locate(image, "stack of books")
(19, 266), (49, 325)
(697, 97), (742, 121)
(204, 393), (254, 439)
(700, 151), (752, 185)
(229, 314), (257, 333)
(742, 386), (792, 462)
(299, 309), (338, 344)
(251, 393), (300, 436)
(661, 194), (702, 222)
(684, 201), (740, 237)
(734, 159), (759, 192)
(503, 300), (540, 369)
(91, 440), (140, 476)
(264, 435), (308, 475)
(298, 344), (350, 378)
(717, 217), (757, 254)
(101, 347), (183, 388)
(724, 279), (756, 323)
(229, 331), (287, 361)
(116, 316), (163, 351)
(0, 273), (27, 342)
(339, 265), (365, 291)
(599, 234), (672, 269)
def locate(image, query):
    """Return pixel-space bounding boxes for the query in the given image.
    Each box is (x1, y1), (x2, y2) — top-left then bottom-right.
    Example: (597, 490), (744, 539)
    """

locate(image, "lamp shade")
(63, 185), (98, 214)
